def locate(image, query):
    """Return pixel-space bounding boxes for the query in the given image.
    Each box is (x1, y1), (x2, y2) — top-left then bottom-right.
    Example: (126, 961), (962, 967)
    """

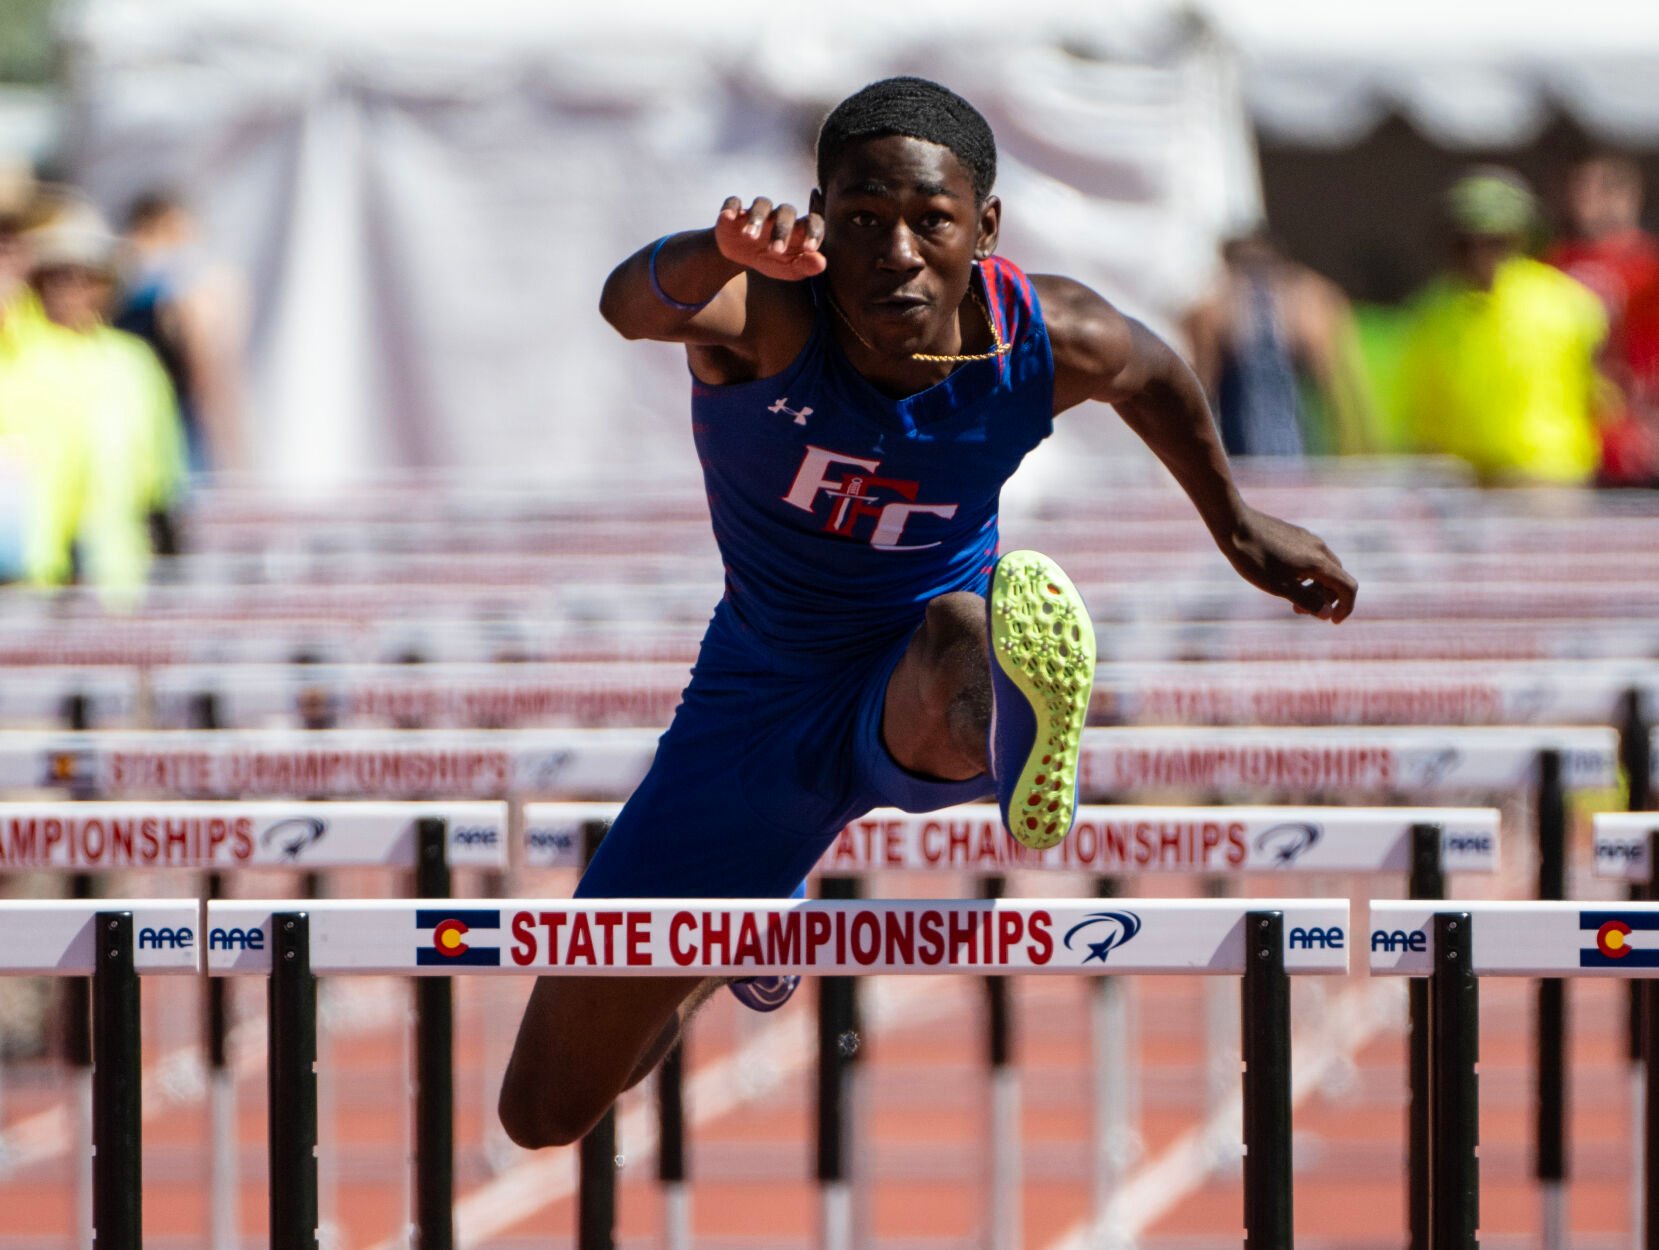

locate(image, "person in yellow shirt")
(27, 209), (186, 594)
(1398, 169), (1608, 485)
(0, 212), (91, 586)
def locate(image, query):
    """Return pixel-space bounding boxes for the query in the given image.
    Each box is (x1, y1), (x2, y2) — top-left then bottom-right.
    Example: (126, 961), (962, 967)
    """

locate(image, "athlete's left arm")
(1033, 274), (1357, 623)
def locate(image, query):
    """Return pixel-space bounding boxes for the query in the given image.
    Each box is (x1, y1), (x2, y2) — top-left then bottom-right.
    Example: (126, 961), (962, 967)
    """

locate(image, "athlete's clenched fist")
(714, 197), (827, 281)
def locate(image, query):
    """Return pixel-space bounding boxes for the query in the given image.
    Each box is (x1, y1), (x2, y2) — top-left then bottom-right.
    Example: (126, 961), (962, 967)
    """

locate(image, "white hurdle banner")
(1365, 898), (1659, 1249)
(0, 801), (509, 870)
(524, 802), (1501, 874)
(203, 897), (1351, 977)
(1369, 900), (1659, 976)
(0, 899), (201, 974)
(0, 725), (1618, 800)
(1592, 811), (1659, 882)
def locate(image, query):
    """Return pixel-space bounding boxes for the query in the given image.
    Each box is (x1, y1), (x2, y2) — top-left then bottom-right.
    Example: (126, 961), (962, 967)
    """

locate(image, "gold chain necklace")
(827, 277), (1012, 365)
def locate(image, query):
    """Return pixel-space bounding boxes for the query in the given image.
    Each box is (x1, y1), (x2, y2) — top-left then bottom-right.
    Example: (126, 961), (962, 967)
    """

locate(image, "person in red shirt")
(1545, 153), (1659, 482)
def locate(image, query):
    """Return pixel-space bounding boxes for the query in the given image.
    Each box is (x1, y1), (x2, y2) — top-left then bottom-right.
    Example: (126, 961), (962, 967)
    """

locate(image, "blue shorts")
(576, 598), (992, 901)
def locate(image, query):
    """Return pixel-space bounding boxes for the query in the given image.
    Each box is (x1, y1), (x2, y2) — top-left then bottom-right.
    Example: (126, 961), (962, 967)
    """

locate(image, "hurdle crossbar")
(525, 802), (1502, 875)
(205, 896), (1345, 1250)
(1371, 900), (1659, 1250)
(0, 725), (1617, 800)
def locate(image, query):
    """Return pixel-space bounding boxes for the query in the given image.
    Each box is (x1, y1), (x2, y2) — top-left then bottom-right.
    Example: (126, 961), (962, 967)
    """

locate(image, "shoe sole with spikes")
(986, 550), (1097, 850)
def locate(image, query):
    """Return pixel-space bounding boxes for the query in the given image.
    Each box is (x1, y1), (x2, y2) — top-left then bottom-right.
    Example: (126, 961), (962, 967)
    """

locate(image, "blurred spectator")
(1398, 169), (1607, 486)
(114, 191), (249, 474)
(29, 202), (187, 591)
(0, 208), (89, 585)
(1183, 230), (1375, 458)
(1545, 153), (1659, 483)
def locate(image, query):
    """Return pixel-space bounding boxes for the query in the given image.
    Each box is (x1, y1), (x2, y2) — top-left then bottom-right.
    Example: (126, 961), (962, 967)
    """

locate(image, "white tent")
(64, 0), (1659, 489)
(63, 0), (1258, 490)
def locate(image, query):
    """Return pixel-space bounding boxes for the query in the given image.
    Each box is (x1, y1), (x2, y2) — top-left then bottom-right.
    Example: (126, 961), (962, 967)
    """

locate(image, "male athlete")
(501, 78), (1355, 1149)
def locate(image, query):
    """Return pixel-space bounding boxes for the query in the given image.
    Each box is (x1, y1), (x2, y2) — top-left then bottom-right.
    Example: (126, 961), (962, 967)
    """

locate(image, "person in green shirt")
(1398, 169), (1608, 485)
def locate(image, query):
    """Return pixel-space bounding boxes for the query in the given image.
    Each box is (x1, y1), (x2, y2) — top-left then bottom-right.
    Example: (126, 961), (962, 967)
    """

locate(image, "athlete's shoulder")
(1027, 274), (1134, 383)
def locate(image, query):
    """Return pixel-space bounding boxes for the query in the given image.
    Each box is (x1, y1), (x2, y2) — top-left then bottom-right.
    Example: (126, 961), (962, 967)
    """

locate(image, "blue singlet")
(578, 255), (1057, 901)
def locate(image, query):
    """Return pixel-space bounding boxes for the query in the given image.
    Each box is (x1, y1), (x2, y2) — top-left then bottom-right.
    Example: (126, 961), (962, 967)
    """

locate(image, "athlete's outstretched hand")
(715, 197), (827, 281)
(1220, 506), (1358, 623)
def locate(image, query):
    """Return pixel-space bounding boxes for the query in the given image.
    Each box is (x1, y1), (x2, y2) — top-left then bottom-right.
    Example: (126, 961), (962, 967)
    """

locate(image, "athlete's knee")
(498, 1066), (609, 1150)
(921, 591), (987, 658)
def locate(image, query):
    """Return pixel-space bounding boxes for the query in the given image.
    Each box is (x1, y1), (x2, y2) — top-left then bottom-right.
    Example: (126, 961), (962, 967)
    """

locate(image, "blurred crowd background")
(3, 0), (1659, 592)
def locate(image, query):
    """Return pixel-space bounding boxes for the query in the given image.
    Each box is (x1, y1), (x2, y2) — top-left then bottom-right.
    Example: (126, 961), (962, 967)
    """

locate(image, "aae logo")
(1371, 929), (1427, 953)
(1255, 822), (1322, 866)
(261, 816), (327, 861)
(1063, 911), (1142, 965)
(209, 927), (265, 951)
(138, 926), (194, 950)
(1288, 926), (1344, 950)
(1443, 831), (1493, 856)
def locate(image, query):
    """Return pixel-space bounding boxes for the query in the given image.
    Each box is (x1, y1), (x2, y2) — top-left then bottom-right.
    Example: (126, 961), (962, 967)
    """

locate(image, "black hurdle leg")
(1429, 912), (1479, 1250)
(1242, 910), (1292, 1250)
(92, 910), (141, 1250)
(1536, 750), (1568, 1250)
(414, 817), (455, 1250)
(578, 820), (617, 1250)
(817, 875), (860, 1250)
(268, 912), (318, 1250)
(1408, 823), (1446, 1250)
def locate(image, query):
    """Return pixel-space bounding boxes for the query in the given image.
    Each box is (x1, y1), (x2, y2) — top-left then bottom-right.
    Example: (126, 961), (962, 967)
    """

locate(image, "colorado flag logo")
(417, 909), (501, 967)
(1580, 911), (1659, 968)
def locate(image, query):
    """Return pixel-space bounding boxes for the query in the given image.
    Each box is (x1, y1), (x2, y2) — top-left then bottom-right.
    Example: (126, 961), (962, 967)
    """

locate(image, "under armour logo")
(769, 397), (812, 425)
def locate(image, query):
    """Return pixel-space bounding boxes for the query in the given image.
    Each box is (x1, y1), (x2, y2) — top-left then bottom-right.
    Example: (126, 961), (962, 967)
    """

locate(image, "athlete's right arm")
(599, 198), (823, 379)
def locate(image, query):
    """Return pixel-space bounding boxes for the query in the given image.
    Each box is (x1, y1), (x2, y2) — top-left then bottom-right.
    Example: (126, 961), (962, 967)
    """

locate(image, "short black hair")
(124, 190), (186, 232)
(817, 77), (996, 202)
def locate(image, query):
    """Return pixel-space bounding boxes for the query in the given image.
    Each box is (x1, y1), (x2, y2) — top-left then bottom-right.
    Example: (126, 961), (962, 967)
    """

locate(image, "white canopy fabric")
(63, 0), (1256, 490)
(1210, 0), (1659, 148)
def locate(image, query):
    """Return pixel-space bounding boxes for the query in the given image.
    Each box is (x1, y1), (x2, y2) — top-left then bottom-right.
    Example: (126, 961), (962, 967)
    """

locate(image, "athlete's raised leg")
(883, 553), (1097, 848)
(881, 590), (994, 782)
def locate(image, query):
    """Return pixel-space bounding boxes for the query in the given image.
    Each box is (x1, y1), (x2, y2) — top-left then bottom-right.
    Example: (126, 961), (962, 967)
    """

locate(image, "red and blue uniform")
(578, 257), (1055, 901)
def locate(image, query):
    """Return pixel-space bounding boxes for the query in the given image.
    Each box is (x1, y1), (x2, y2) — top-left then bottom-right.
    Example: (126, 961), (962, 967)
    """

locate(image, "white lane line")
(1042, 978), (1404, 1250)
(390, 977), (963, 1250)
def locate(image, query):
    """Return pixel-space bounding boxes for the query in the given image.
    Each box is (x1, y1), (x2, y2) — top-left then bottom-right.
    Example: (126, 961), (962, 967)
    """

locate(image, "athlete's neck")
(829, 289), (991, 398)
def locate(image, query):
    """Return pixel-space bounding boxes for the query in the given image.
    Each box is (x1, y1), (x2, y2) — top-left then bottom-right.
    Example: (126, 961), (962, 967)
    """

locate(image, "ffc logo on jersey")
(417, 909), (501, 967)
(1063, 911), (1142, 965)
(782, 446), (959, 551)
(1255, 822), (1322, 866)
(1580, 911), (1659, 967)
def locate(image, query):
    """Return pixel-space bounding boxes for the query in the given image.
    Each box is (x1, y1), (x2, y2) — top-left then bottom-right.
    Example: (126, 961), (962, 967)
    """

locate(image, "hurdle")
(0, 800), (506, 1250)
(0, 900), (198, 1250)
(1594, 811), (1659, 1250)
(1369, 896), (1659, 1250)
(205, 894), (1349, 1250)
(526, 800), (1498, 1250)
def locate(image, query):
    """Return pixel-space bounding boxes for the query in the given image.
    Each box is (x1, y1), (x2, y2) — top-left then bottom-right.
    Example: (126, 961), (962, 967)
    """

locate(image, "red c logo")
(1598, 919), (1633, 959)
(432, 918), (471, 958)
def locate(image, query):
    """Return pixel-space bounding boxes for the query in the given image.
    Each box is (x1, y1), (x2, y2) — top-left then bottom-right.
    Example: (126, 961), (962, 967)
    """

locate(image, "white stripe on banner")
(0, 801), (507, 870)
(0, 726), (1616, 800)
(0, 900), (201, 974)
(1592, 811), (1659, 882)
(1369, 900), (1659, 976)
(522, 803), (1501, 875)
(205, 898), (1351, 977)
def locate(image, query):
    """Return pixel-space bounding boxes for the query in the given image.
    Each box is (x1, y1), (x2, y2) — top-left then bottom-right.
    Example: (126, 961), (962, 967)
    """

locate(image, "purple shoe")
(728, 975), (801, 1012)
(986, 551), (1096, 850)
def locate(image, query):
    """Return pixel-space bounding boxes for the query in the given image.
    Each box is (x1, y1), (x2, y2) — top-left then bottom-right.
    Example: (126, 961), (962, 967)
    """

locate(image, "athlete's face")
(813, 136), (1000, 357)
